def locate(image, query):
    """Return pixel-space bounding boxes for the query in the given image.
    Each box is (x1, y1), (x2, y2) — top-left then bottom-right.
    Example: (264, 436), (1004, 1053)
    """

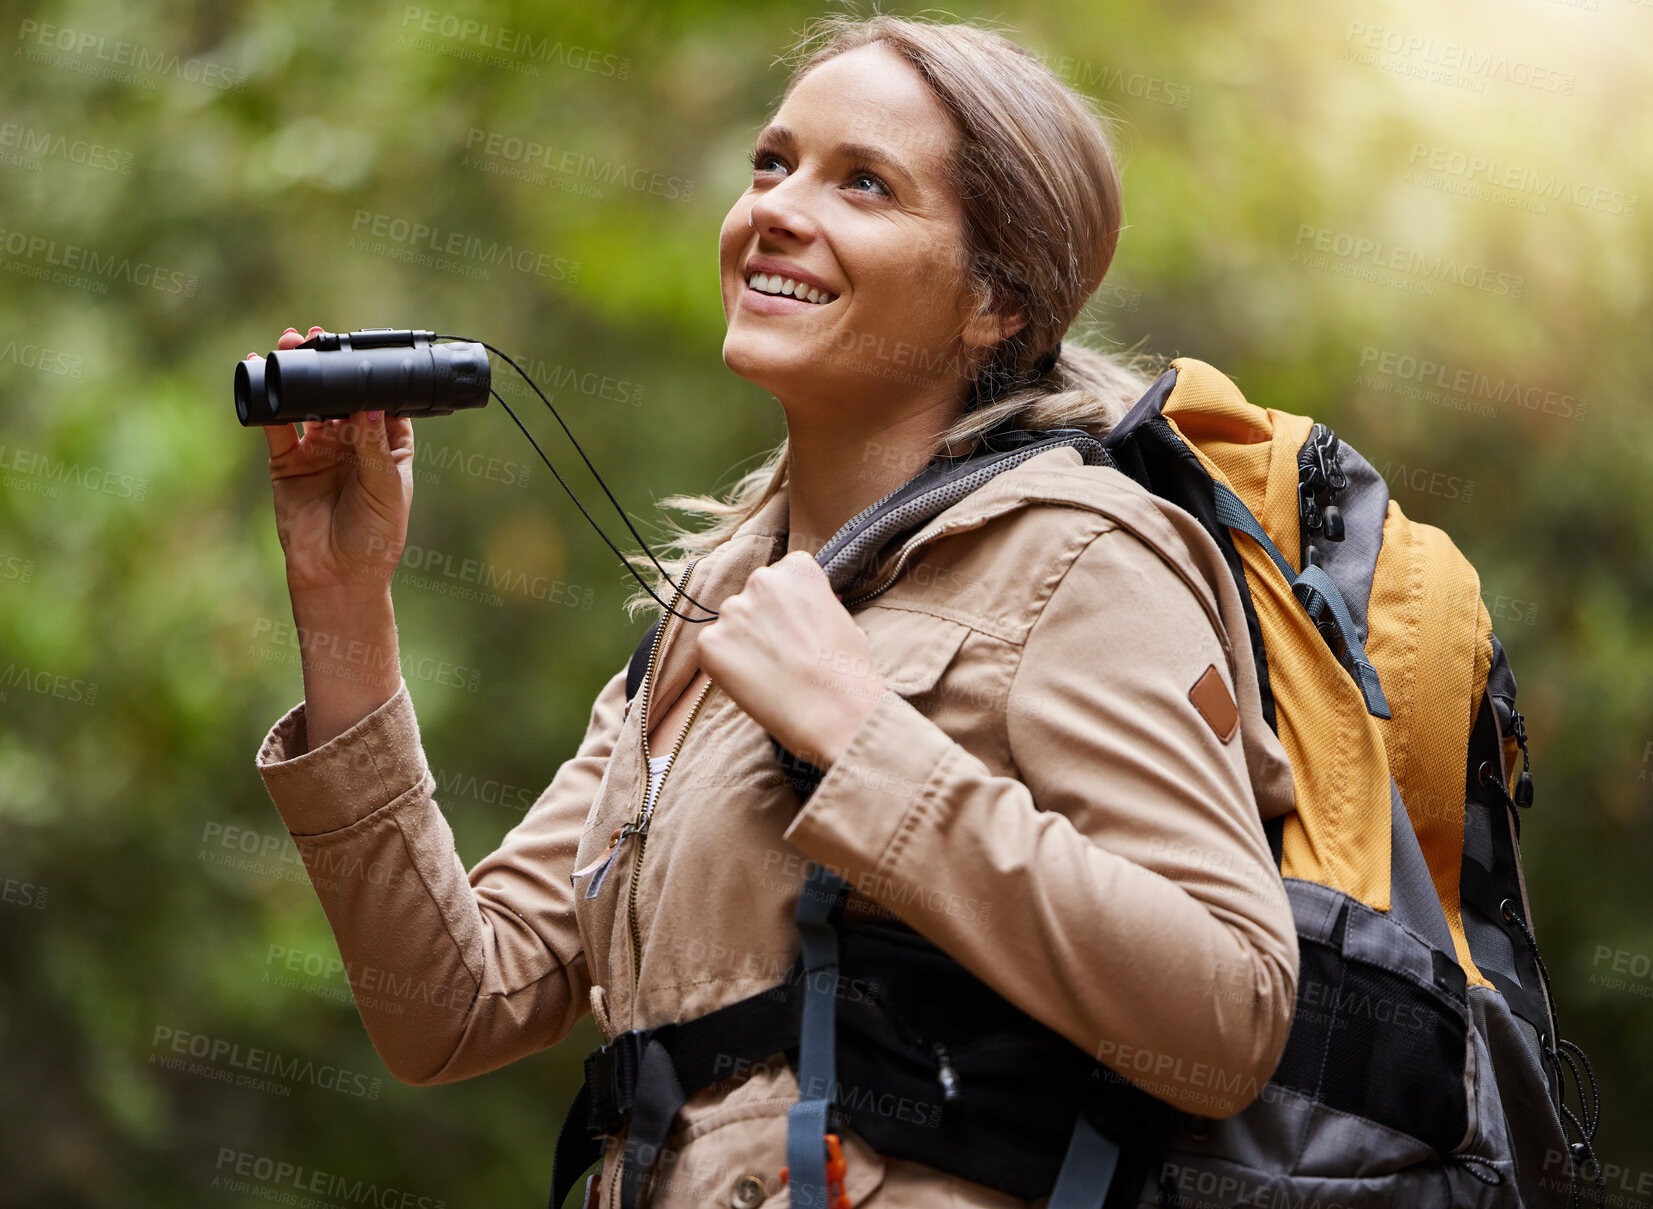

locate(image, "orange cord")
(778, 1132), (851, 1209)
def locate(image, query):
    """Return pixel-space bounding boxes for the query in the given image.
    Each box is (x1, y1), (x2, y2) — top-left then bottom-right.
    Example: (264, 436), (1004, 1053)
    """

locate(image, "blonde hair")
(625, 13), (1160, 617)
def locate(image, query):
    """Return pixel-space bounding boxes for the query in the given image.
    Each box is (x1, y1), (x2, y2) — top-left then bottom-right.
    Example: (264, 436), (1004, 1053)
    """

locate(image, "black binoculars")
(235, 329), (490, 426)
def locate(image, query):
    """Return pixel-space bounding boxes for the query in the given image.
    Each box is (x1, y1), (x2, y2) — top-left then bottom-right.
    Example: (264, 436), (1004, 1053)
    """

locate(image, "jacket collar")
(722, 444), (1091, 575)
(645, 445), (1087, 717)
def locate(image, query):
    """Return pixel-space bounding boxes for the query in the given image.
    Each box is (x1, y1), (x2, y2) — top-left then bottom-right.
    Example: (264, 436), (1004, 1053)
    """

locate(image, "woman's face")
(718, 42), (1010, 415)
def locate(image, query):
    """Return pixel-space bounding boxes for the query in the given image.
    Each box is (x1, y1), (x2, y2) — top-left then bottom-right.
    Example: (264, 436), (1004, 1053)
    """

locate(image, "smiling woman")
(668, 17), (1156, 590)
(252, 13), (1306, 1209)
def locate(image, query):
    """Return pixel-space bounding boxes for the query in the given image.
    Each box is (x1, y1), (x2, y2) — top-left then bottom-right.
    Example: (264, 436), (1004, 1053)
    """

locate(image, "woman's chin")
(721, 336), (824, 393)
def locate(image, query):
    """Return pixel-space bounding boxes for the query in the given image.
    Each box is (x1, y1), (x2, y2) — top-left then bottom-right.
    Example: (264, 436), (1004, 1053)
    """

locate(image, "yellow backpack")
(1101, 357), (1600, 1209)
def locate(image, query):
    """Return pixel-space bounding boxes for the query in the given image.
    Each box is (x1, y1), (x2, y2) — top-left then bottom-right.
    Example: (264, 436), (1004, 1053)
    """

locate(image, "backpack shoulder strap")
(1109, 358), (1396, 910)
(622, 428), (1111, 703)
(624, 616), (663, 703)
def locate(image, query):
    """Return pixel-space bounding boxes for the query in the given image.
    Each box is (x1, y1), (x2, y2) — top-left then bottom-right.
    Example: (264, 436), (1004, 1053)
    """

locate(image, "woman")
(251, 14), (1298, 1208)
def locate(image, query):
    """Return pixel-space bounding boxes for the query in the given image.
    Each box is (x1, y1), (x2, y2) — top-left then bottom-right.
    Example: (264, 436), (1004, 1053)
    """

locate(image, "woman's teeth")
(746, 273), (835, 304)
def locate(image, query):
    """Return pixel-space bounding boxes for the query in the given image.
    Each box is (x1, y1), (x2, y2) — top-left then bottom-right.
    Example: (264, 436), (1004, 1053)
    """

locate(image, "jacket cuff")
(255, 679), (431, 837)
(781, 688), (953, 885)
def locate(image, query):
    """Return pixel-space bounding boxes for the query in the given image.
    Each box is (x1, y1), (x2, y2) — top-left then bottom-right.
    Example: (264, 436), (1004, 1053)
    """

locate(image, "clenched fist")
(696, 550), (886, 768)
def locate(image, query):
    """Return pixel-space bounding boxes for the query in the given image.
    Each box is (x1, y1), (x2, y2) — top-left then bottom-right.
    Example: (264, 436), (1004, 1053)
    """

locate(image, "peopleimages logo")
(0, 122), (135, 174)
(0, 339), (85, 378)
(0, 226), (198, 296)
(15, 19), (247, 91)
(349, 210), (580, 282)
(0, 661), (99, 705)
(149, 1025), (383, 1100)
(1357, 346), (1590, 422)
(1407, 144), (1637, 218)
(1341, 22), (1575, 95)
(463, 128), (694, 202)
(398, 7), (630, 79)
(0, 441), (148, 499)
(1292, 224), (1524, 298)
(212, 1148), (447, 1208)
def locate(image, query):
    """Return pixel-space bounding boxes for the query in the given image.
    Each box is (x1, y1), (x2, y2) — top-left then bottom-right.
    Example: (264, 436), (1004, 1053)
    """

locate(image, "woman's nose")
(749, 175), (819, 243)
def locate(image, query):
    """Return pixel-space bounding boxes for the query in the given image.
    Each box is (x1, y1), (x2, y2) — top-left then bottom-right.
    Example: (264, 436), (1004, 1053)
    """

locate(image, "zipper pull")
(1298, 424), (1347, 567)
(1317, 427), (1346, 541)
(933, 1043), (961, 1102)
(572, 822), (645, 899)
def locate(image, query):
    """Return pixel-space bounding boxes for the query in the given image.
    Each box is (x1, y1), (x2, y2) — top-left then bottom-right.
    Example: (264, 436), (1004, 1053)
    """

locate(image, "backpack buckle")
(584, 1027), (653, 1138)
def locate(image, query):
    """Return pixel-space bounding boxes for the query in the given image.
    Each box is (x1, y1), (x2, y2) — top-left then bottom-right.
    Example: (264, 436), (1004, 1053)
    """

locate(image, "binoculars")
(235, 329), (490, 426)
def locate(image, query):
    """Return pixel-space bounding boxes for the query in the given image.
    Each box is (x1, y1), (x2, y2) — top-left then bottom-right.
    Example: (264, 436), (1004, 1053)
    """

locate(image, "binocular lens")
(234, 358), (273, 425)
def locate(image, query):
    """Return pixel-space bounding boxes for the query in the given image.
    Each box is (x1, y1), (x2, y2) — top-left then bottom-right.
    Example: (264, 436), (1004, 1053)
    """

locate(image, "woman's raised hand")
(250, 326), (413, 748)
(251, 326), (416, 601)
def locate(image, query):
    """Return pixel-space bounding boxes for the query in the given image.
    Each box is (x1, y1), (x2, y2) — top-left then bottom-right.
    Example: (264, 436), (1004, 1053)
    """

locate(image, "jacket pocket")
(857, 607), (971, 698)
(637, 1053), (888, 1209)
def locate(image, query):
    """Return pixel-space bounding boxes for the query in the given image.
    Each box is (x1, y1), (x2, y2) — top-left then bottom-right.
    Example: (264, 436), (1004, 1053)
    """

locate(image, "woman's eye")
(848, 170), (890, 197)
(749, 149), (786, 175)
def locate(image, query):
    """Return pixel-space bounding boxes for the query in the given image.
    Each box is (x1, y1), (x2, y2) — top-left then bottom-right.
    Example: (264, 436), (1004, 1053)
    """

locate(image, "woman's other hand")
(697, 550), (885, 767)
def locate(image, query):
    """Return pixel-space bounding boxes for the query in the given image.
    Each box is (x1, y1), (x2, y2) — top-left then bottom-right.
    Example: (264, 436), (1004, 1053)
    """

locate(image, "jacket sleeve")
(254, 666), (629, 1085)
(781, 525), (1299, 1118)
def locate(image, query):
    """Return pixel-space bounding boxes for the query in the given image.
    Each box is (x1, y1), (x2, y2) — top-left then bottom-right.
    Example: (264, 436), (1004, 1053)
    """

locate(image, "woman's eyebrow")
(753, 124), (918, 188)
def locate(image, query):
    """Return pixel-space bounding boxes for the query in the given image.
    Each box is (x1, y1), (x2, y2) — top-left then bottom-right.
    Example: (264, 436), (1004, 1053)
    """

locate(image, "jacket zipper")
(842, 523), (951, 608)
(624, 559), (716, 1004)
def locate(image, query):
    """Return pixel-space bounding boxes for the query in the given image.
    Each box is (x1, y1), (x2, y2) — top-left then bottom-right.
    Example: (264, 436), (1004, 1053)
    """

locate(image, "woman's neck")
(781, 394), (961, 556)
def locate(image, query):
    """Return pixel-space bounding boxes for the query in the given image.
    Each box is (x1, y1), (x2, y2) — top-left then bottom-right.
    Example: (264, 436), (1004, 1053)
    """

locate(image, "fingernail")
(283, 327), (298, 335)
(368, 411), (384, 422)
(308, 326), (323, 334)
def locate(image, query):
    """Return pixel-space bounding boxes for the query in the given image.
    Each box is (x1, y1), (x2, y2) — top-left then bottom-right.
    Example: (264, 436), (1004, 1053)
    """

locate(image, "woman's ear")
(960, 283), (1028, 351)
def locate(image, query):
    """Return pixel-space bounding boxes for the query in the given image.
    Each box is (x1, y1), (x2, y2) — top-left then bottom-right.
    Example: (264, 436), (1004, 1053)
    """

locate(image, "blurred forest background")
(1, 0), (1649, 1203)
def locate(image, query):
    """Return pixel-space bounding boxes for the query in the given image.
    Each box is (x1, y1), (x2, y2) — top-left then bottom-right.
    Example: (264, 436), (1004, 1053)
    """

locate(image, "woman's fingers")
(260, 326), (410, 476)
(252, 350), (302, 460)
(261, 328), (310, 446)
(384, 414), (414, 456)
(346, 410), (390, 472)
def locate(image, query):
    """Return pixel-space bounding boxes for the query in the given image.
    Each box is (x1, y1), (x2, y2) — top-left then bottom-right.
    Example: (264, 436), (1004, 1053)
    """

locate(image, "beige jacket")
(255, 444), (1299, 1209)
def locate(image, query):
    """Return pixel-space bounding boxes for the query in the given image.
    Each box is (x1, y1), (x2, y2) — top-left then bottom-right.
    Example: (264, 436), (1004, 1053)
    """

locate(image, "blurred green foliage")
(1, 0), (1649, 1204)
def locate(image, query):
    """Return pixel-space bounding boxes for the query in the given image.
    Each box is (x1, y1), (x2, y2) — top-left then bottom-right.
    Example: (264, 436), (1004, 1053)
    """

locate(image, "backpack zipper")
(866, 983), (963, 1103)
(1508, 708), (1535, 808)
(624, 559), (716, 1004)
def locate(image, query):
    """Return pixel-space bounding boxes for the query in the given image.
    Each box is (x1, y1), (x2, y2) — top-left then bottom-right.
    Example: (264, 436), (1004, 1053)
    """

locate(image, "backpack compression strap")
(784, 862), (851, 1209)
(1210, 481), (1392, 719)
(780, 749), (1126, 1209)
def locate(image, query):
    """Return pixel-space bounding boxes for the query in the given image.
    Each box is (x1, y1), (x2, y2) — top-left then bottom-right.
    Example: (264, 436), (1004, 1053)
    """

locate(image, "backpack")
(551, 357), (1601, 1209)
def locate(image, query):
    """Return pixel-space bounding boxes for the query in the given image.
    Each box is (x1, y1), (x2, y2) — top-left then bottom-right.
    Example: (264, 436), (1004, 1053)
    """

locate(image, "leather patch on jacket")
(1189, 664), (1239, 743)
